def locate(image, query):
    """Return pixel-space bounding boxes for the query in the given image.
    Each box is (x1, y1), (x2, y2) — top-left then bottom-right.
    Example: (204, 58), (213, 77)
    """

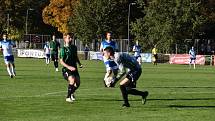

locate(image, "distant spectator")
(84, 44), (90, 60)
(200, 44), (205, 55)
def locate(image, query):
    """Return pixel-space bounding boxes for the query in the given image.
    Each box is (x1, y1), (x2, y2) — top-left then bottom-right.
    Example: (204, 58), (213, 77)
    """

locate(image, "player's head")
(2, 33), (8, 40)
(136, 40), (139, 45)
(192, 46), (194, 50)
(63, 33), (72, 44)
(106, 32), (112, 40)
(104, 47), (115, 58)
(52, 34), (56, 41)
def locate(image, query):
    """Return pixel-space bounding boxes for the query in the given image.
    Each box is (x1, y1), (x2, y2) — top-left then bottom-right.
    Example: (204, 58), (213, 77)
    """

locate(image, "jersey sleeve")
(60, 48), (65, 59)
(100, 42), (103, 52)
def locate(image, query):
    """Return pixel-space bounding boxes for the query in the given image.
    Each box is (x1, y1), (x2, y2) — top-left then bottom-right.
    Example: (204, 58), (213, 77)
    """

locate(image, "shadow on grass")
(168, 105), (215, 109)
(146, 86), (215, 88)
(148, 98), (215, 101)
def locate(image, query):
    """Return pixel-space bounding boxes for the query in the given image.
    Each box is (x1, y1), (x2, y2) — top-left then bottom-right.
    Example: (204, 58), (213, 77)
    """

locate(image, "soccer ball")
(105, 76), (113, 87)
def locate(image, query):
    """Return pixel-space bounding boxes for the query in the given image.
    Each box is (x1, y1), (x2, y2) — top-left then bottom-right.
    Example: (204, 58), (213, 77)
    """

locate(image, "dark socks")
(54, 61), (58, 68)
(67, 84), (75, 98)
(120, 85), (129, 105)
(127, 88), (145, 96)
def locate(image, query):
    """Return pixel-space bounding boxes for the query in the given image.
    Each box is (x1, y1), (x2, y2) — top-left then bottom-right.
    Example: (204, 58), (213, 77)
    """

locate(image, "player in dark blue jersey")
(103, 47), (149, 107)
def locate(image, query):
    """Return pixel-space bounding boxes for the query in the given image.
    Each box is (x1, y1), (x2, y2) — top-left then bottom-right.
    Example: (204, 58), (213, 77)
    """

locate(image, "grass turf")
(0, 58), (215, 121)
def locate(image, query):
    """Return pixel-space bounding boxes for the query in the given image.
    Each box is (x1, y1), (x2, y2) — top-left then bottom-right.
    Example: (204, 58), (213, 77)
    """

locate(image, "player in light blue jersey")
(189, 46), (196, 69)
(103, 47), (149, 107)
(0, 33), (16, 78)
(44, 41), (51, 64)
(100, 32), (119, 87)
(132, 40), (142, 65)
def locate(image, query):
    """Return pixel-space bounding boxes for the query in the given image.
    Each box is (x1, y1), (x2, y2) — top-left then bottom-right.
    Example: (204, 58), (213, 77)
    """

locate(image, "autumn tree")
(42, 0), (78, 34)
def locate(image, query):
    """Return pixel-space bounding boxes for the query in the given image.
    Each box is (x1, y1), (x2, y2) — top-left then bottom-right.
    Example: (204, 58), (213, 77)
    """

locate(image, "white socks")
(7, 67), (12, 76)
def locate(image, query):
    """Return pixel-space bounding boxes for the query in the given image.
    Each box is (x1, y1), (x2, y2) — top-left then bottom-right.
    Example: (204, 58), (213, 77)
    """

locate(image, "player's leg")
(137, 56), (141, 65)
(119, 78), (131, 107)
(54, 54), (59, 71)
(71, 74), (80, 101)
(124, 69), (149, 105)
(189, 58), (192, 68)
(4, 56), (13, 78)
(193, 58), (196, 69)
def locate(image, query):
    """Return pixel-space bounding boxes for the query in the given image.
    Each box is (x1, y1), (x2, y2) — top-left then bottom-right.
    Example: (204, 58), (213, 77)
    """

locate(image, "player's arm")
(99, 42), (103, 52)
(116, 63), (126, 80)
(60, 59), (76, 71)
(132, 46), (136, 52)
(76, 55), (83, 68)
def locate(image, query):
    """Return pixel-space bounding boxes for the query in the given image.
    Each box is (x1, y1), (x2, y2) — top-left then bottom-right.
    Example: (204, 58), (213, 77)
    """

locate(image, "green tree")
(132, 0), (205, 53)
(71, 0), (128, 43)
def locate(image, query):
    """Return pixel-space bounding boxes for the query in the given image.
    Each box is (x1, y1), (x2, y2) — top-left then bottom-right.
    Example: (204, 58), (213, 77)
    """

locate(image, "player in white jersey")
(189, 46), (196, 69)
(44, 41), (51, 64)
(103, 47), (149, 107)
(100, 32), (119, 87)
(132, 40), (142, 65)
(0, 33), (16, 78)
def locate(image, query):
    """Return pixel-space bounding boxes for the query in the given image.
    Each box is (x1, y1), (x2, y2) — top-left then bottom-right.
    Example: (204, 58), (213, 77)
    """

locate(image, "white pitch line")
(0, 91), (215, 99)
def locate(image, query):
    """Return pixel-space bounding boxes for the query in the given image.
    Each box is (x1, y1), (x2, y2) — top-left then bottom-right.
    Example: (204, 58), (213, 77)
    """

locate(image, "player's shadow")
(147, 86), (215, 88)
(168, 105), (215, 109)
(148, 97), (215, 101)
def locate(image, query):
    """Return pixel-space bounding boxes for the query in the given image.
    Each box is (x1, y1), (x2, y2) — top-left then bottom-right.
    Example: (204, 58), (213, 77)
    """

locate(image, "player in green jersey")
(50, 34), (60, 71)
(60, 33), (83, 103)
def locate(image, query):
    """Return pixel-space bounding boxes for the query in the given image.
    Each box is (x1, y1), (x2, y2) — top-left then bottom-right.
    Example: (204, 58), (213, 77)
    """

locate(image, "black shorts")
(51, 53), (58, 61)
(153, 54), (158, 60)
(126, 68), (142, 88)
(62, 70), (80, 81)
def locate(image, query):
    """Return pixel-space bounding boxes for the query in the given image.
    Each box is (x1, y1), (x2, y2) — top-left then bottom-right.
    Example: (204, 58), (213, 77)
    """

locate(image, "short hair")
(104, 47), (114, 56)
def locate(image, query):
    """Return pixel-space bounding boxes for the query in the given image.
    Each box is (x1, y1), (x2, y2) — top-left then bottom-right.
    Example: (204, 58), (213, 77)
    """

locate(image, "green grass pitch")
(0, 58), (215, 121)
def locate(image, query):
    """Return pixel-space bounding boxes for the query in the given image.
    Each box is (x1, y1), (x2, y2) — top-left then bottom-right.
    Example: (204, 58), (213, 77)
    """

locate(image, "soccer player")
(100, 32), (119, 87)
(44, 41), (51, 65)
(0, 33), (16, 78)
(132, 40), (142, 65)
(60, 33), (83, 103)
(50, 34), (60, 71)
(152, 45), (158, 65)
(189, 46), (196, 69)
(104, 47), (149, 107)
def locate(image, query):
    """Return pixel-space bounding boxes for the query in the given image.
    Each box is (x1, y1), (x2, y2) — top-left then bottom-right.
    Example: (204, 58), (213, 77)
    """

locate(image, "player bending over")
(104, 47), (149, 107)
(100, 32), (118, 87)
(60, 33), (83, 103)
(0, 33), (16, 78)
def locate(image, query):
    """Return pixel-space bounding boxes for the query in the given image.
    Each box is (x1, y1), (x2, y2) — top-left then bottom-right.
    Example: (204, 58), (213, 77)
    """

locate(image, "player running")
(104, 47), (149, 107)
(189, 46), (196, 69)
(44, 41), (51, 65)
(132, 40), (142, 65)
(0, 33), (16, 78)
(152, 45), (158, 65)
(60, 33), (83, 103)
(100, 32), (118, 87)
(50, 34), (60, 71)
